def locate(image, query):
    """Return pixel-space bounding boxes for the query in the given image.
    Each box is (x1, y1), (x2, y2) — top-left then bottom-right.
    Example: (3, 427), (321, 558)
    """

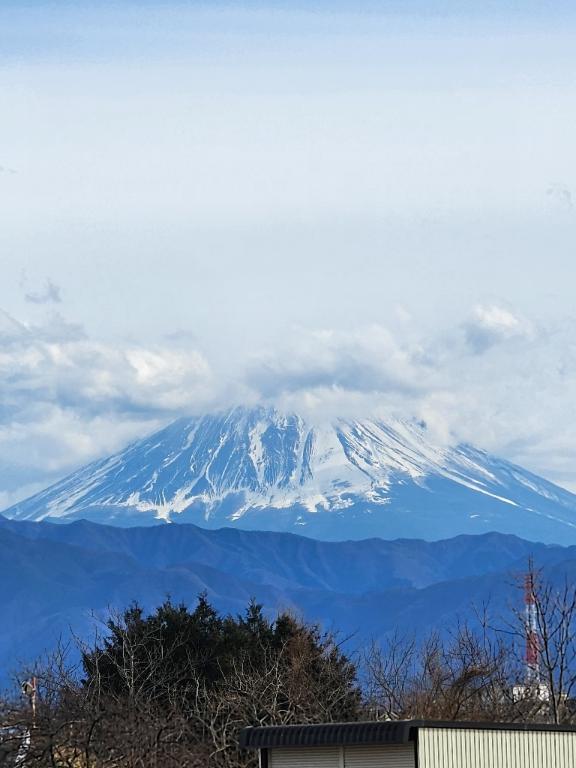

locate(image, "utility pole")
(21, 677), (37, 727)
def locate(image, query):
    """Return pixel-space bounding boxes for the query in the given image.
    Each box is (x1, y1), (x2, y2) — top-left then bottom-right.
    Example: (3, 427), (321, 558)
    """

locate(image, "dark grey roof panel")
(240, 721), (413, 749)
(240, 720), (576, 750)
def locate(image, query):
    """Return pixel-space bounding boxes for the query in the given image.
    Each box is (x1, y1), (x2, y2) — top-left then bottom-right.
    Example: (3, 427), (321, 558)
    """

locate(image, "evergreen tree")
(82, 594), (361, 725)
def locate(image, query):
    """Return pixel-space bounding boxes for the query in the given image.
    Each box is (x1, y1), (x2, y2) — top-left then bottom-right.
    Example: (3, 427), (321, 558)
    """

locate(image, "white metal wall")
(418, 727), (576, 768)
(269, 745), (415, 768)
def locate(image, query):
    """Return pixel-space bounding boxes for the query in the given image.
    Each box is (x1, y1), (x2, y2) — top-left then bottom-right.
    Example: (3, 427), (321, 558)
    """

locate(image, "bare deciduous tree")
(364, 623), (519, 722)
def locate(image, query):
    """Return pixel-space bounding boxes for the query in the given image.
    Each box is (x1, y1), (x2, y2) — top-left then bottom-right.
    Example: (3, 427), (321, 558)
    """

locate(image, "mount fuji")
(4, 406), (576, 544)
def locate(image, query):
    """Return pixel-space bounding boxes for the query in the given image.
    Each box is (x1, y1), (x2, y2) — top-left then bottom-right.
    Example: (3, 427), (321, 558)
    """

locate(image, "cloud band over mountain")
(1, 299), (576, 509)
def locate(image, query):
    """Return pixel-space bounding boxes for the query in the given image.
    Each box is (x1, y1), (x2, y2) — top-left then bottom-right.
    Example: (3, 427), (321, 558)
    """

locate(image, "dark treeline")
(2, 565), (576, 767)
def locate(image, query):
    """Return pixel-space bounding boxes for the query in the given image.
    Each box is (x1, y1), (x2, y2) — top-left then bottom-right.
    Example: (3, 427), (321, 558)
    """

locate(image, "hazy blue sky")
(2, 1), (576, 503)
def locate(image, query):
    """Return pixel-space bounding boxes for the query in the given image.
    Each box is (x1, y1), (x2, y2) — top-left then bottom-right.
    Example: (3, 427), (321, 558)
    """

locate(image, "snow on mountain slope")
(4, 406), (576, 543)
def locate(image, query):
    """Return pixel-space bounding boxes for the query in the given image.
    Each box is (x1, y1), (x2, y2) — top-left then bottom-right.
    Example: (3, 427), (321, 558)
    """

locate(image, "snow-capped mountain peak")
(4, 406), (576, 544)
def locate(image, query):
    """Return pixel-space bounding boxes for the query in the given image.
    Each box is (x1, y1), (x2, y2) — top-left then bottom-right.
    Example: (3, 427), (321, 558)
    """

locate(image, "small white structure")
(240, 720), (576, 768)
(512, 682), (551, 703)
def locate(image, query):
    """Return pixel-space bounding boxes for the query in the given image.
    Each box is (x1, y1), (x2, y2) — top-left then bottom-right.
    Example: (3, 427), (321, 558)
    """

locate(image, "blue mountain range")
(0, 516), (575, 682)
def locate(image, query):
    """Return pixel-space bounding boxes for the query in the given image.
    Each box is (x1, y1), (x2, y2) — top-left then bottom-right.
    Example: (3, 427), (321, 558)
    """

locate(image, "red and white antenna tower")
(525, 571), (540, 684)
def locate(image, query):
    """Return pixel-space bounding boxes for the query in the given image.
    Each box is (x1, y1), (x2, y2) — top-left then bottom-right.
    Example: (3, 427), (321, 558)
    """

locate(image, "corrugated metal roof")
(240, 720), (576, 750)
(240, 722), (414, 749)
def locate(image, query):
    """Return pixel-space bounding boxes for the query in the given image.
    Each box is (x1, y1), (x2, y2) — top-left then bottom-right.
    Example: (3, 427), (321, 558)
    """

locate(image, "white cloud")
(547, 183), (574, 212)
(462, 304), (532, 353)
(247, 325), (429, 399)
(242, 305), (576, 490)
(0, 308), (216, 502)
